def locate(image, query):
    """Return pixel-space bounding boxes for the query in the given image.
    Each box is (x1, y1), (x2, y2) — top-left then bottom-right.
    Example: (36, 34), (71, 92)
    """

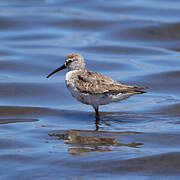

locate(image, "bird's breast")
(65, 70), (80, 93)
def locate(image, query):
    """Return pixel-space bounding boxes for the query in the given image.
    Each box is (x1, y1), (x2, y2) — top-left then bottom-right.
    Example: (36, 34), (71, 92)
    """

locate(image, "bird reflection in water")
(49, 129), (143, 156)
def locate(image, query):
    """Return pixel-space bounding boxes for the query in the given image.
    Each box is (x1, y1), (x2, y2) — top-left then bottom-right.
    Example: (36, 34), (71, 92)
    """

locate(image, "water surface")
(0, 0), (180, 179)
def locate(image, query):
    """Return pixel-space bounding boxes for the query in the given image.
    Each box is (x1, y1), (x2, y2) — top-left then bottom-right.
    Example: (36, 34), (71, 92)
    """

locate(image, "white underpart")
(65, 70), (131, 109)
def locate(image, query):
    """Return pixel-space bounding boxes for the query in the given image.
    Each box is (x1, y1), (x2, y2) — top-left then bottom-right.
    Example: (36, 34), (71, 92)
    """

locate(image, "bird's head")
(46, 53), (85, 78)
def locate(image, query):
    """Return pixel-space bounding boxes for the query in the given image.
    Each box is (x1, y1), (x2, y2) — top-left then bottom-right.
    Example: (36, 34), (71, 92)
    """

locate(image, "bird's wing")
(74, 70), (148, 94)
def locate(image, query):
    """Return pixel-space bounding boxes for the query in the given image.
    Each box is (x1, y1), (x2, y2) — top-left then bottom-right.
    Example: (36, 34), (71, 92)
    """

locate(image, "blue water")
(0, 1), (180, 179)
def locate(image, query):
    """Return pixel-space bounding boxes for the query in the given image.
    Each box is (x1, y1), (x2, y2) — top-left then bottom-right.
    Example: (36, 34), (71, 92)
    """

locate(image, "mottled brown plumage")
(73, 69), (147, 95)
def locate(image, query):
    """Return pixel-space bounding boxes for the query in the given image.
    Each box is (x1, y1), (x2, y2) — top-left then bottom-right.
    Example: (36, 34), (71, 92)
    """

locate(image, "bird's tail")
(133, 86), (149, 94)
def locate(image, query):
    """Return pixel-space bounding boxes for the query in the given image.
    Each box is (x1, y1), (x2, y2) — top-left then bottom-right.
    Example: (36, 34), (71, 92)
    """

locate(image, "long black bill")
(46, 64), (66, 78)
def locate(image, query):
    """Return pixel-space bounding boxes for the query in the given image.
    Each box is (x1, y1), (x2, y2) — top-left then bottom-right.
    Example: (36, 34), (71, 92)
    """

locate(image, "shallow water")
(0, 0), (180, 179)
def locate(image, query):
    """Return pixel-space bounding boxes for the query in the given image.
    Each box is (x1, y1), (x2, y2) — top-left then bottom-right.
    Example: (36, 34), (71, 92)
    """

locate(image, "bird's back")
(71, 69), (148, 95)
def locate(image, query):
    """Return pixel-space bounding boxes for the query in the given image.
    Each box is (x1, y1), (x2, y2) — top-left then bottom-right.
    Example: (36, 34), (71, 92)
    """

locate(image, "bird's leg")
(94, 106), (100, 119)
(95, 119), (99, 131)
(93, 106), (100, 131)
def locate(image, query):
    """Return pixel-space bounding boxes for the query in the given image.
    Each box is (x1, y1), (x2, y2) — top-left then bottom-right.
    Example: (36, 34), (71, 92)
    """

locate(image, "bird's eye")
(66, 59), (73, 65)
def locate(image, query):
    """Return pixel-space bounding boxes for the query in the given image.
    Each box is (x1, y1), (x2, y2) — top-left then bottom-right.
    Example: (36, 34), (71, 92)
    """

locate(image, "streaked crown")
(65, 53), (85, 71)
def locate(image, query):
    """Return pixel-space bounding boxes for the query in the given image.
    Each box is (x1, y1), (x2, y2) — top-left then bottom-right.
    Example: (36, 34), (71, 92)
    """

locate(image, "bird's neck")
(67, 67), (85, 72)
